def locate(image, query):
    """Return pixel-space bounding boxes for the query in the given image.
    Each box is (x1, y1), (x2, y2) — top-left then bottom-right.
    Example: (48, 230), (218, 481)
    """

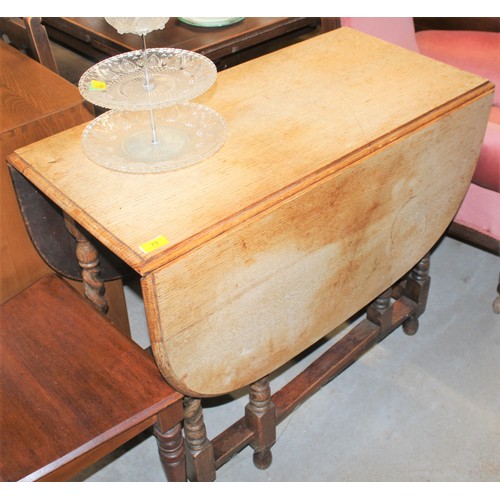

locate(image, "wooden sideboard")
(43, 17), (321, 69)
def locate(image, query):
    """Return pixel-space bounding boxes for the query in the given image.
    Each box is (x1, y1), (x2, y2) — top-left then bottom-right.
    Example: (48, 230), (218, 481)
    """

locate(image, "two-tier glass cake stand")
(78, 17), (226, 174)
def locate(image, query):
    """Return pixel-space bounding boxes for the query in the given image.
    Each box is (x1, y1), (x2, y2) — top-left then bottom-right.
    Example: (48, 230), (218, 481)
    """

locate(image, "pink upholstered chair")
(337, 17), (500, 312)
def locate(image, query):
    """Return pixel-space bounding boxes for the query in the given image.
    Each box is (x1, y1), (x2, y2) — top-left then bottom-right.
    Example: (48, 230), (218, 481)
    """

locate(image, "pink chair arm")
(472, 120), (500, 192)
(416, 30), (500, 107)
(454, 183), (500, 242)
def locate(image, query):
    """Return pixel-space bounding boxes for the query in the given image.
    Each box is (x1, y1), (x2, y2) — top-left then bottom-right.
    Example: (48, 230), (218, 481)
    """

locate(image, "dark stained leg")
(367, 286), (393, 338)
(154, 416), (186, 482)
(493, 273), (500, 314)
(64, 214), (108, 314)
(402, 253), (431, 335)
(245, 376), (276, 470)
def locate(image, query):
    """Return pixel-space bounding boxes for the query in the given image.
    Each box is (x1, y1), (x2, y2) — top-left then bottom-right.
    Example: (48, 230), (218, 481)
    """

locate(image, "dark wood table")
(0, 40), (92, 304)
(0, 40), (130, 334)
(43, 17), (321, 69)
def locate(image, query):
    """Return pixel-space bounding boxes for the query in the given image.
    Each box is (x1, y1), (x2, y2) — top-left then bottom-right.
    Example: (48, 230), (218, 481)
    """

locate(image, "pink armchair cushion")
(415, 30), (500, 193)
(490, 106), (500, 125)
(454, 183), (500, 242)
(340, 18), (419, 52)
(472, 120), (500, 192)
(416, 30), (500, 107)
(339, 19), (499, 196)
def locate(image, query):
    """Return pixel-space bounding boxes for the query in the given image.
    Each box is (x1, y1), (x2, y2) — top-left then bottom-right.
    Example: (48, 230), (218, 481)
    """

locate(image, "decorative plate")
(81, 103), (226, 173)
(79, 48), (217, 111)
(178, 17), (244, 28)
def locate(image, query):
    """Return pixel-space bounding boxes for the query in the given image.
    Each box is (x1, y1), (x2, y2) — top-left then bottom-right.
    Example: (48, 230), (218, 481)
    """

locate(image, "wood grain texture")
(143, 96), (491, 396)
(0, 274), (182, 482)
(0, 42), (91, 133)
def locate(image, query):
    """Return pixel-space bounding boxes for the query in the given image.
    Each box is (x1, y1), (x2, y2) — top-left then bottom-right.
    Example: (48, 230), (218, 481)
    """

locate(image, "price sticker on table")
(139, 235), (170, 254)
(89, 80), (107, 91)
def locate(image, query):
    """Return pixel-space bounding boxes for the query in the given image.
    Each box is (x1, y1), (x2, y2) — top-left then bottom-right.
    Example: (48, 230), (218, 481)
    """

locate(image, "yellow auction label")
(139, 235), (169, 254)
(89, 80), (107, 91)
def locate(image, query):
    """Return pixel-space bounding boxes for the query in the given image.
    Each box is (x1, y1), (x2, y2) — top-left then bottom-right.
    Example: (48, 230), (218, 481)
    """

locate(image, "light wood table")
(8, 27), (493, 478)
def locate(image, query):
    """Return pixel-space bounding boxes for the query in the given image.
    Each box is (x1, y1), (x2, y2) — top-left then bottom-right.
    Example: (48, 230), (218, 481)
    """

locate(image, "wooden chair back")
(0, 17), (58, 73)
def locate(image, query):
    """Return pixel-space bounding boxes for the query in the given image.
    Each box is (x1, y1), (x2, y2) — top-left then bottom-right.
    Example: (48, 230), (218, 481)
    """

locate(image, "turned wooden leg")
(245, 376), (276, 470)
(183, 397), (216, 482)
(402, 253), (431, 335)
(154, 417), (186, 482)
(64, 214), (108, 314)
(367, 287), (393, 338)
(493, 273), (500, 314)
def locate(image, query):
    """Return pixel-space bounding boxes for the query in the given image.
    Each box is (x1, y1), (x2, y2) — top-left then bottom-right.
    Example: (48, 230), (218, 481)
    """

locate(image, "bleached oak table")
(7, 28), (493, 480)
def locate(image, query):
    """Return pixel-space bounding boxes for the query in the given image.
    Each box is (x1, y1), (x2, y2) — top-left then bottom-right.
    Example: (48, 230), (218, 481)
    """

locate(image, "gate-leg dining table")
(7, 28), (493, 480)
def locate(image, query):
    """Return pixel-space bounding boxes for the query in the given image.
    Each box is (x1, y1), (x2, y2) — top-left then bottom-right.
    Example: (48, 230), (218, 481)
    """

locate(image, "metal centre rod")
(142, 34), (159, 145)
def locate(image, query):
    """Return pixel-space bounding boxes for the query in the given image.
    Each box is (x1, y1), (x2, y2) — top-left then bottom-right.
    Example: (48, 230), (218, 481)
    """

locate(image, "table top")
(0, 41), (88, 133)
(8, 28), (492, 276)
(43, 17), (320, 61)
